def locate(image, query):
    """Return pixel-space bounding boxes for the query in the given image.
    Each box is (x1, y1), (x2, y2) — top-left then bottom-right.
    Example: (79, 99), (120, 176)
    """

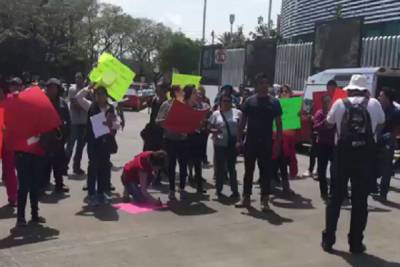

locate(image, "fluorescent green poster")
(172, 73), (202, 89)
(89, 53), (136, 101)
(274, 97), (303, 131)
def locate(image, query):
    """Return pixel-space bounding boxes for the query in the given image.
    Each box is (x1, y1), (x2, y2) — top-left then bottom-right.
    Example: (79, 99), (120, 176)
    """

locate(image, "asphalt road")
(0, 110), (399, 267)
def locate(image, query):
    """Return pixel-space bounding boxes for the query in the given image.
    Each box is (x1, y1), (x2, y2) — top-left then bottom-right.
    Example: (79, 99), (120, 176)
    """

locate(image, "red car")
(121, 83), (155, 111)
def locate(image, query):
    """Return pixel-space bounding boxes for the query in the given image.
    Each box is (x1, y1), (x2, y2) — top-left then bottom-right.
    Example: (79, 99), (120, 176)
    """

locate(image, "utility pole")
(229, 14), (235, 35)
(267, 0), (272, 37)
(202, 0), (207, 44)
(211, 30), (215, 45)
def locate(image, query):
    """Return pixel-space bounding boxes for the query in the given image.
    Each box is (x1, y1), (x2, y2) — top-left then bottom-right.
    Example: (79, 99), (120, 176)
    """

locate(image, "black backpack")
(339, 98), (373, 147)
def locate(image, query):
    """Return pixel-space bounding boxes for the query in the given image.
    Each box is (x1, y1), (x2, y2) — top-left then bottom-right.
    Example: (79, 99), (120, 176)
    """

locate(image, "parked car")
(121, 83), (155, 111)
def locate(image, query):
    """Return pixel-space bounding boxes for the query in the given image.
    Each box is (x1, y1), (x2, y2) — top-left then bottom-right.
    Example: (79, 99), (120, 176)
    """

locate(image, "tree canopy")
(0, 0), (196, 82)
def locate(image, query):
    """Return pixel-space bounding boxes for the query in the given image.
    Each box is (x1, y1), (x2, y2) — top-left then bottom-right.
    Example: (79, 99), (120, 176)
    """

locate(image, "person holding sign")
(184, 85), (210, 194)
(270, 85), (296, 195)
(237, 74), (283, 212)
(76, 86), (119, 207)
(156, 86), (188, 201)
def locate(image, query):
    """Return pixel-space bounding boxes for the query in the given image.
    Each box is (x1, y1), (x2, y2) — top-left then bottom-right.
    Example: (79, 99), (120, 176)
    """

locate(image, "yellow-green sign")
(89, 53), (136, 101)
(172, 73), (202, 89)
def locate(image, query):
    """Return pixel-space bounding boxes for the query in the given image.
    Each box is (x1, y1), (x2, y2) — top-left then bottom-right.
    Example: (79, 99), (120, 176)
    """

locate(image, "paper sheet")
(90, 112), (110, 138)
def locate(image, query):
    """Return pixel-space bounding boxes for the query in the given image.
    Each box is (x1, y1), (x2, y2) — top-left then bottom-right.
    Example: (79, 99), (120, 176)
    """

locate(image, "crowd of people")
(1, 71), (399, 254)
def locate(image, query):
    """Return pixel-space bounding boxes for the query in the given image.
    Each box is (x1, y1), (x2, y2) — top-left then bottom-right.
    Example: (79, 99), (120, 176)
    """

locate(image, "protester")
(142, 83), (168, 152)
(65, 72), (87, 175)
(156, 86), (188, 201)
(76, 86), (120, 206)
(237, 74), (283, 211)
(213, 84), (240, 111)
(0, 86), (18, 208)
(13, 87), (48, 227)
(43, 78), (71, 193)
(279, 85), (298, 180)
(1, 78), (24, 208)
(270, 85), (296, 195)
(209, 94), (241, 199)
(183, 85), (209, 194)
(376, 87), (400, 201)
(303, 80), (337, 178)
(121, 151), (167, 205)
(313, 95), (335, 200)
(322, 75), (385, 254)
(198, 85), (211, 167)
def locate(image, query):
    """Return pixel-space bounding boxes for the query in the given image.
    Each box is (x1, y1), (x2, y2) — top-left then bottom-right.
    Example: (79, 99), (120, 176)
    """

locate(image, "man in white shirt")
(322, 75), (385, 254)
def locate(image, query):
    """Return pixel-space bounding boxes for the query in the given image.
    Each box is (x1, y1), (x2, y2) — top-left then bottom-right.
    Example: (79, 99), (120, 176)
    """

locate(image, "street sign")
(215, 49), (227, 64)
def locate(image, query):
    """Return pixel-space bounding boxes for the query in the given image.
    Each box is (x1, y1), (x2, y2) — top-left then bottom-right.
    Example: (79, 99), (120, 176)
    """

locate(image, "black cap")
(46, 78), (61, 87)
(9, 77), (23, 85)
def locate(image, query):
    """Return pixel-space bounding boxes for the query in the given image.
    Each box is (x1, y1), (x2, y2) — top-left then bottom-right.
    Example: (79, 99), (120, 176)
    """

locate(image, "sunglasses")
(222, 99), (231, 103)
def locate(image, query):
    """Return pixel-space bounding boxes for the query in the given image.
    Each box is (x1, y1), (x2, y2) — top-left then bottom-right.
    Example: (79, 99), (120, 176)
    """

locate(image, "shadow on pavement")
(374, 198), (400, 210)
(0, 205), (16, 219)
(68, 173), (87, 181)
(40, 192), (70, 204)
(270, 192), (315, 210)
(241, 207), (293, 226)
(168, 193), (217, 216)
(0, 225), (60, 249)
(332, 250), (400, 267)
(76, 205), (119, 221)
(342, 204), (392, 213)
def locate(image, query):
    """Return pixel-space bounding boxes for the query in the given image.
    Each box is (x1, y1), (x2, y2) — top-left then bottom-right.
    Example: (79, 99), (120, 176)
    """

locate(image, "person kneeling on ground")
(122, 151), (167, 206)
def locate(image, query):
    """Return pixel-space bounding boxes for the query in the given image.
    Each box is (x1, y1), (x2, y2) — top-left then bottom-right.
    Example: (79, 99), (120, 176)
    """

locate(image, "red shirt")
(122, 152), (153, 184)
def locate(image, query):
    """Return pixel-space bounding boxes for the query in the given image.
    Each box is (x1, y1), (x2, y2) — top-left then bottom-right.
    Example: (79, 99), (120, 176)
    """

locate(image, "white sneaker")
(302, 171), (312, 178)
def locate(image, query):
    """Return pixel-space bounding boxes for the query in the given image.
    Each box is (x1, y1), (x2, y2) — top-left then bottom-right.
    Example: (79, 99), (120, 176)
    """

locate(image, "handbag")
(220, 111), (236, 148)
(104, 133), (118, 154)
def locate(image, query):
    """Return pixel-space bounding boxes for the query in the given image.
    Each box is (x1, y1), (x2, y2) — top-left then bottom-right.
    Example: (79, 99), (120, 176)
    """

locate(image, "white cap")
(343, 74), (369, 91)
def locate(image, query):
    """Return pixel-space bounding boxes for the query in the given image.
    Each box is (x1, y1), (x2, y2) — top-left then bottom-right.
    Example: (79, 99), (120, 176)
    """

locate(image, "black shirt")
(242, 95), (282, 144)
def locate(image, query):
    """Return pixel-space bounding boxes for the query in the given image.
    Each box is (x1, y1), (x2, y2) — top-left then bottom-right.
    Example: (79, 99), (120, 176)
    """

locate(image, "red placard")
(0, 108), (4, 158)
(312, 91), (328, 115)
(164, 100), (209, 134)
(332, 88), (348, 104)
(0, 87), (61, 150)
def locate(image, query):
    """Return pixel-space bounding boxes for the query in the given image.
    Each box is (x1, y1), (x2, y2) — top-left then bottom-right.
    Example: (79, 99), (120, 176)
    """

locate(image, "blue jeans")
(65, 124), (86, 171)
(378, 135), (396, 197)
(214, 145), (238, 195)
(124, 181), (145, 203)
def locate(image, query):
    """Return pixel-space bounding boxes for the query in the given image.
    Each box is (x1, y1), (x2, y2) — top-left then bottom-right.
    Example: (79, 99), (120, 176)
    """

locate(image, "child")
(122, 150), (167, 205)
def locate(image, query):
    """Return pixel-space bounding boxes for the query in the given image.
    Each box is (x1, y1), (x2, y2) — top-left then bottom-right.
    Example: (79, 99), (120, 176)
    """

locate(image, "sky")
(102, 0), (282, 43)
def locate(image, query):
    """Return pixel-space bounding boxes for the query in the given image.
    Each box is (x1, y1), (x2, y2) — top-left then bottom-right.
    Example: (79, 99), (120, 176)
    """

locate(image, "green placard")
(274, 97), (303, 131)
(89, 53), (136, 101)
(172, 73), (202, 89)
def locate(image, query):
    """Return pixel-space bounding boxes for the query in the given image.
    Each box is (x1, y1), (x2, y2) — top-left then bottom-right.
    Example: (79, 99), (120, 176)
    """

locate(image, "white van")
(303, 67), (400, 101)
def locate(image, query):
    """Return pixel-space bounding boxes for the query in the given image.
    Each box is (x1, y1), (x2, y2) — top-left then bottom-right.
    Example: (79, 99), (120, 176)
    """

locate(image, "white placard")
(90, 112), (110, 138)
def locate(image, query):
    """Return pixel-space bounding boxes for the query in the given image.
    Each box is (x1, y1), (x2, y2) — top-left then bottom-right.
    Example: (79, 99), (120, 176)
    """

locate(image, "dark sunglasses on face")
(222, 99), (231, 103)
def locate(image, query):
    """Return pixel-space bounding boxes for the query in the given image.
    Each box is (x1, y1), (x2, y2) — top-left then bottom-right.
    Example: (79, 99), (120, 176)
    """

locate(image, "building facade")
(280, 0), (400, 40)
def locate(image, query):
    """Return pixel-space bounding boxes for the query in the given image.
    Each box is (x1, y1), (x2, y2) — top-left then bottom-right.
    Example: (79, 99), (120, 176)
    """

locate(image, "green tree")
(249, 16), (280, 40)
(218, 26), (246, 49)
(160, 33), (201, 74)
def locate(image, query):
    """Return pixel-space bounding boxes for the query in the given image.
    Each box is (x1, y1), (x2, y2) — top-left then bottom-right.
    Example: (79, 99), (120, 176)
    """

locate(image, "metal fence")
(275, 35), (400, 91)
(275, 42), (313, 91)
(221, 48), (245, 87)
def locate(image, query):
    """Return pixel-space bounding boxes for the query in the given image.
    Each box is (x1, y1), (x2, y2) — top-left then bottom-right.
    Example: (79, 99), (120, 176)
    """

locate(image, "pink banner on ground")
(113, 203), (167, 215)
(163, 100), (209, 134)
